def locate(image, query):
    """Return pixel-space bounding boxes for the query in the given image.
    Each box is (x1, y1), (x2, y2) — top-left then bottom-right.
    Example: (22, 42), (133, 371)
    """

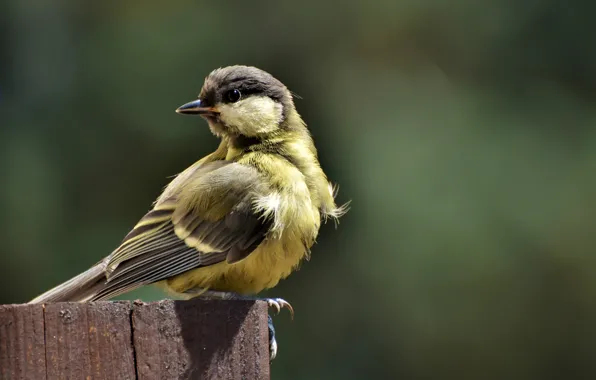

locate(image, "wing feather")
(87, 161), (273, 300)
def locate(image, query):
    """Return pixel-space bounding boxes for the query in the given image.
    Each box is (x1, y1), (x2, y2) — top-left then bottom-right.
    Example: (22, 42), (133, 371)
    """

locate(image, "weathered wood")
(44, 303), (91, 379)
(87, 302), (136, 379)
(0, 304), (46, 380)
(133, 299), (269, 380)
(0, 300), (269, 380)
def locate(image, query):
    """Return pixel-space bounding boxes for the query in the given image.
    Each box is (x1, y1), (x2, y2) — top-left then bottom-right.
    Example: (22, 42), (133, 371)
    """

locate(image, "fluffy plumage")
(29, 65), (346, 304)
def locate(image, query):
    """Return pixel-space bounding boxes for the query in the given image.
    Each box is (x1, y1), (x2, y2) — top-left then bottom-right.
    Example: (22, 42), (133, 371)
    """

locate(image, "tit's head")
(176, 65), (296, 138)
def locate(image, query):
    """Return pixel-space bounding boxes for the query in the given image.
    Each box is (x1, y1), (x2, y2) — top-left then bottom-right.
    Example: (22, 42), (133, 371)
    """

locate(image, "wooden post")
(0, 300), (270, 380)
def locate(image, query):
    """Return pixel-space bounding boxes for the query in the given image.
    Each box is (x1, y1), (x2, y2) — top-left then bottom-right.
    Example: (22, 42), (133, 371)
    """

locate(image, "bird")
(29, 65), (347, 359)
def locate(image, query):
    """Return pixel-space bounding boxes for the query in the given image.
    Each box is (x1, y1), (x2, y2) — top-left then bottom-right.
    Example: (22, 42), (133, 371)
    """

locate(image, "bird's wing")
(91, 161), (272, 300)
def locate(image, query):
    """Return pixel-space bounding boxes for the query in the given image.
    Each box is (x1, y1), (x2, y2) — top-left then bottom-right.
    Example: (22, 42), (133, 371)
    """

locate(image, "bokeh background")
(2, 1), (596, 379)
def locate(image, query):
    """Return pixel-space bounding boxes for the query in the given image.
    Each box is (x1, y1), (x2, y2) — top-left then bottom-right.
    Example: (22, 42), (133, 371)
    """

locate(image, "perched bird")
(29, 65), (347, 358)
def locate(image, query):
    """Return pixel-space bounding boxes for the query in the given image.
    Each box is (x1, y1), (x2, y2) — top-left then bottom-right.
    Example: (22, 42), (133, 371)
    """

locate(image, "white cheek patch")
(218, 96), (283, 135)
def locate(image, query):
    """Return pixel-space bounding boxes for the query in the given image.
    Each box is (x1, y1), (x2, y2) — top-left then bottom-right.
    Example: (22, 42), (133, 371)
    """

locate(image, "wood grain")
(87, 302), (136, 380)
(0, 304), (46, 380)
(133, 299), (270, 380)
(0, 300), (269, 380)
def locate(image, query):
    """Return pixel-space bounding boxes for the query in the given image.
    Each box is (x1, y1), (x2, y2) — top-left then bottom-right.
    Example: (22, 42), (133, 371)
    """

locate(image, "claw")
(268, 315), (278, 361)
(270, 338), (278, 361)
(266, 298), (294, 319)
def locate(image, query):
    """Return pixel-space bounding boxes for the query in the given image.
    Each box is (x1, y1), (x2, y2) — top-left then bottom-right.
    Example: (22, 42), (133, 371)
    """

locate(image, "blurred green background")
(2, 1), (596, 379)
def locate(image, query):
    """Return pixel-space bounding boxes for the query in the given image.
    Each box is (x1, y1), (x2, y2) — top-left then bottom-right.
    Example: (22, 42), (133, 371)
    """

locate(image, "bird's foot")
(263, 297), (294, 318)
(191, 290), (294, 318)
(268, 315), (278, 360)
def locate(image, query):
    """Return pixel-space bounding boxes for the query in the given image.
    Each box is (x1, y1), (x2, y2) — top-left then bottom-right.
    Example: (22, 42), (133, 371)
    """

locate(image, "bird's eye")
(226, 89), (241, 103)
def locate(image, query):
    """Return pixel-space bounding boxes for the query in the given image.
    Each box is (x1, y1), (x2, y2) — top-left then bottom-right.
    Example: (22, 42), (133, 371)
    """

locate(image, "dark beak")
(175, 99), (219, 115)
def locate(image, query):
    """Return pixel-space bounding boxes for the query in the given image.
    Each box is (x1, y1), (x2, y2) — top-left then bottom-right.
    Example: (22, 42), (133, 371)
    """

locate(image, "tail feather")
(29, 261), (108, 303)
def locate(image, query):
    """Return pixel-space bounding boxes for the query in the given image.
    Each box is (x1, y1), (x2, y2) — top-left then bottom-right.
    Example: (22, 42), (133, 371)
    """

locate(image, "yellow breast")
(163, 143), (327, 296)
(163, 212), (318, 295)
